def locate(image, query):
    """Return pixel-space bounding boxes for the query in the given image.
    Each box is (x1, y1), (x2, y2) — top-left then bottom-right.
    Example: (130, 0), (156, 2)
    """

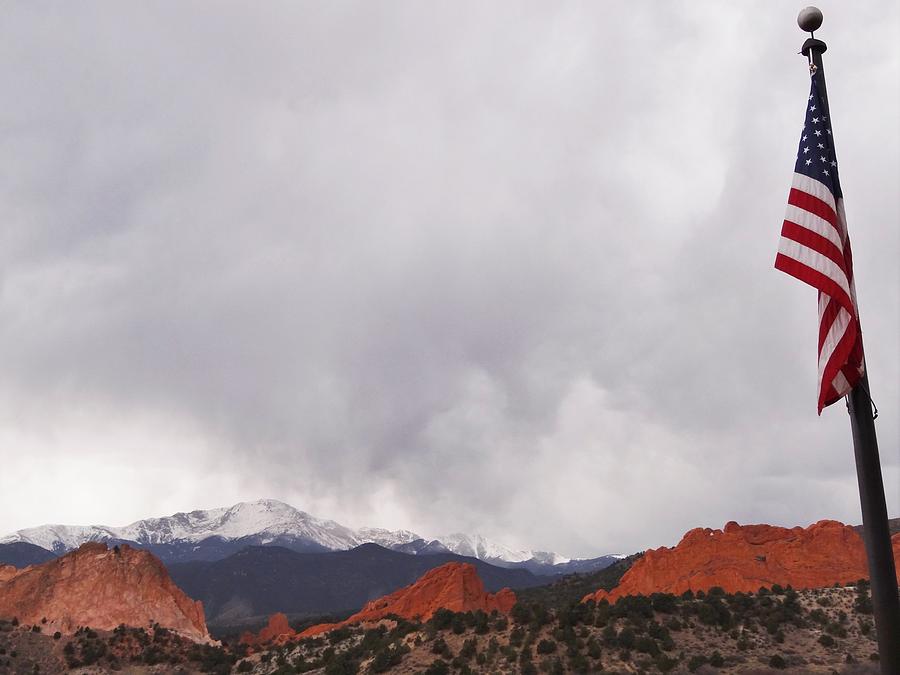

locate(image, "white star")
(812, 117), (820, 124)
(818, 143), (825, 149)
(810, 105), (816, 112)
(814, 130), (822, 137)
(823, 169), (830, 176)
(820, 156), (827, 162)
(830, 160), (837, 167)
(803, 147), (810, 153)
(805, 159), (812, 166)
(802, 135), (808, 141)
(827, 129), (831, 135)
(809, 94), (814, 101)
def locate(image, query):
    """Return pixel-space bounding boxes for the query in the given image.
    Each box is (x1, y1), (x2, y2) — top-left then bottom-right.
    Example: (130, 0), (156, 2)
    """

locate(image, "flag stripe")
(780, 220), (847, 272)
(783, 204), (844, 252)
(775, 240), (853, 306)
(788, 188), (839, 234)
(790, 172), (837, 213)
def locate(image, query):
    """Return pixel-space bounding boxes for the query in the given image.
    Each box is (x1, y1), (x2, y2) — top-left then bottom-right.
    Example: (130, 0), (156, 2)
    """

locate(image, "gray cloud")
(1, 1), (897, 556)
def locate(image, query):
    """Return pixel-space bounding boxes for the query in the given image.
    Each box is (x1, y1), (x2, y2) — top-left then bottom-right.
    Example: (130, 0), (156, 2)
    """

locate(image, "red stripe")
(780, 220), (848, 272)
(818, 316), (860, 413)
(774, 253), (855, 315)
(788, 188), (839, 236)
(818, 296), (842, 354)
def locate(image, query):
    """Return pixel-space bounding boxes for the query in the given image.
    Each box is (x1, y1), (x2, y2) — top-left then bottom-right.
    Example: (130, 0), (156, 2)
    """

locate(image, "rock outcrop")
(242, 562), (516, 645)
(0, 542), (209, 642)
(584, 520), (900, 604)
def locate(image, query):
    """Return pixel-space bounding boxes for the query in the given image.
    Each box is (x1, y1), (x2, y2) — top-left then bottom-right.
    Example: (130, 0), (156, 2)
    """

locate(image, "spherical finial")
(798, 6), (823, 33)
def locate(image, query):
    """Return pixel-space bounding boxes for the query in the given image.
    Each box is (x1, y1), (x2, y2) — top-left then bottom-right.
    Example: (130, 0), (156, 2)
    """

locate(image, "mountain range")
(0, 499), (620, 575)
(167, 543), (544, 627)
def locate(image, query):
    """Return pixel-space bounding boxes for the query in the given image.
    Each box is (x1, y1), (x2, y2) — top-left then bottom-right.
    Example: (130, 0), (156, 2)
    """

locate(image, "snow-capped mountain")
(0, 499), (584, 570)
(437, 533), (570, 565)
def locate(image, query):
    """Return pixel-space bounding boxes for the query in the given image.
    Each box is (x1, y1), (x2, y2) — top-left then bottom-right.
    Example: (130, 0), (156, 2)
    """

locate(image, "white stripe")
(835, 198), (849, 243)
(777, 239), (852, 299)
(831, 370), (851, 398)
(817, 302), (852, 377)
(783, 204), (845, 253)
(790, 172), (837, 213)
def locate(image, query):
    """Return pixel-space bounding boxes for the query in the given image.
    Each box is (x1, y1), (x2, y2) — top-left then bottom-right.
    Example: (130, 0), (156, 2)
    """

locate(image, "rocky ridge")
(242, 562), (516, 645)
(0, 542), (209, 642)
(583, 519), (900, 604)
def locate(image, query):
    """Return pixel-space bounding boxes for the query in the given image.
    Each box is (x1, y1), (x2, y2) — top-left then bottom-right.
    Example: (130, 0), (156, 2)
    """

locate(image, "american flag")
(775, 75), (864, 413)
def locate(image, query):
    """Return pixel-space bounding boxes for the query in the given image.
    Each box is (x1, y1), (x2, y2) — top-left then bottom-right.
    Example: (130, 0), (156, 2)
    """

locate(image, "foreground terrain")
(0, 582), (886, 673)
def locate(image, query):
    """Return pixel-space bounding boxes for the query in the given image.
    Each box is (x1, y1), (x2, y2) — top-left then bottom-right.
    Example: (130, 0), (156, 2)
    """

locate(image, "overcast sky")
(1, 1), (897, 558)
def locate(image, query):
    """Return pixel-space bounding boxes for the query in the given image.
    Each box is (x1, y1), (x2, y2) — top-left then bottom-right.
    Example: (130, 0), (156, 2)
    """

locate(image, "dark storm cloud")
(1, 2), (897, 555)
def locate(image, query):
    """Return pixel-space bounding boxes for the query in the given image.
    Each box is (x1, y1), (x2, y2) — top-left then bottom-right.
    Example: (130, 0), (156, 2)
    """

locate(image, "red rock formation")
(240, 612), (296, 647)
(0, 566), (16, 584)
(242, 562), (516, 645)
(0, 542), (209, 642)
(584, 520), (900, 605)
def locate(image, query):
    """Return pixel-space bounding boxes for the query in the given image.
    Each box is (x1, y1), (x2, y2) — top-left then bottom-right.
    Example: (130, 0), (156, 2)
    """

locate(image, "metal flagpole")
(797, 8), (900, 673)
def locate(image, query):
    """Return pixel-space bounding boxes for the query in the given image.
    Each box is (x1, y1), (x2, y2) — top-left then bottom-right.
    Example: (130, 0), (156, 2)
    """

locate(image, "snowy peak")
(0, 499), (578, 568)
(439, 533), (571, 565)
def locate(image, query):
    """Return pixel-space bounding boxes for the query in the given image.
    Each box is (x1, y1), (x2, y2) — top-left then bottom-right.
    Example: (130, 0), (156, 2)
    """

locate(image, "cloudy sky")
(1, 1), (897, 558)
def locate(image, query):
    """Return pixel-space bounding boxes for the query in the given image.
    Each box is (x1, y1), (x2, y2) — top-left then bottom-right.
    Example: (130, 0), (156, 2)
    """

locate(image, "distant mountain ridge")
(167, 543), (541, 627)
(0, 499), (618, 575)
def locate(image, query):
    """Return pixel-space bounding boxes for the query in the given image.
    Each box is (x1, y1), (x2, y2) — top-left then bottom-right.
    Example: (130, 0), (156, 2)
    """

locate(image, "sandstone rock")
(0, 565), (16, 583)
(240, 612), (297, 646)
(242, 562), (515, 644)
(584, 520), (900, 604)
(0, 542), (209, 642)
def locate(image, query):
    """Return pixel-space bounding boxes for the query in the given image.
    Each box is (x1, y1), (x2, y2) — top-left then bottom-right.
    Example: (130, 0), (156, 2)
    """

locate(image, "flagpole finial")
(798, 7), (823, 34)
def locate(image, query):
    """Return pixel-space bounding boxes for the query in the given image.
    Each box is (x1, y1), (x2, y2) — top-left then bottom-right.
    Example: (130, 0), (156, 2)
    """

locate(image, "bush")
(423, 659), (449, 675)
(709, 651), (724, 667)
(431, 637), (451, 657)
(818, 634), (835, 647)
(687, 654), (707, 672)
(617, 628), (635, 649)
(536, 639), (556, 655)
(430, 609), (454, 631)
(236, 661), (253, 673)
(511, 603), (533, 625)
(769, 654), (787, 669)
(634, 636), (659, 656)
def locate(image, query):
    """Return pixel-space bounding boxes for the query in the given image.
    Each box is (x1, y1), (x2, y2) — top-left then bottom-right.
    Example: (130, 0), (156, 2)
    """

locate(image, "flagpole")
(798, 8), (900, 673)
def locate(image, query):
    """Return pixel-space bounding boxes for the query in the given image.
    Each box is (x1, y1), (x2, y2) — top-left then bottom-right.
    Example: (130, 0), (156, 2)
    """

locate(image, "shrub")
(511, 603), (533, 625)
(236, 661), (253, 673)
(459, 638), (477, 660)
(568, 652), (590, 673)
(617, 628), (635, 649)
(430, 608), (454, 631)
(536, 639), (556, 655)
(423, 659), (449, 675)
(650, 593), (678, 614)
(687, 654), (707, 672)
(709, 651), (724, 667)
(634, 637), (659, 656)
(655, 653), (679, 672)
(818, 634), (835, 647)
(769, 654), (787, 669)
(431, 637), (451, 657)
